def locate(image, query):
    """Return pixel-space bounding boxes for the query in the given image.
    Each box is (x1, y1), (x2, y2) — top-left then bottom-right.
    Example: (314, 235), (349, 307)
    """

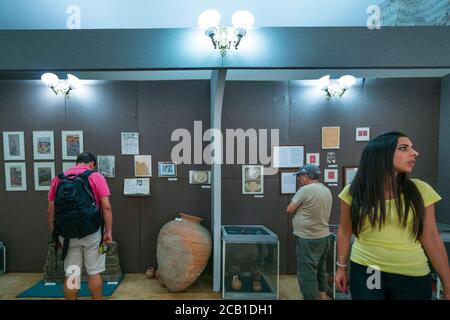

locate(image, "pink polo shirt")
(48, 164), (111, 208)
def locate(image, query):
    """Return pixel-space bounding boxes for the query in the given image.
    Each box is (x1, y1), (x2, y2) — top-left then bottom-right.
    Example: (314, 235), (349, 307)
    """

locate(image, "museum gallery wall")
(0, 78), (441, 274)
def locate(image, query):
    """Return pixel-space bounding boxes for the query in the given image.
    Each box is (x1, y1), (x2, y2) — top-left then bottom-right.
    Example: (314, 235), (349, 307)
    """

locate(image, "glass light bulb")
(41, 73), (59, 87)
(231, 10), (255, 29)
(338, 75), (356, 89)
(198, 9), (221, 29)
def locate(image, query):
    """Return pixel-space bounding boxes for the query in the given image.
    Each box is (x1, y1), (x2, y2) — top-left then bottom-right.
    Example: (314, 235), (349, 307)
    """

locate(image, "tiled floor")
(0, 273), (302, 300)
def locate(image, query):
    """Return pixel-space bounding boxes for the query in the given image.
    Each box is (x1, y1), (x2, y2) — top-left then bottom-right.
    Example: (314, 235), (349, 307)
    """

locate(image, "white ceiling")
(0, 0), (385, 29)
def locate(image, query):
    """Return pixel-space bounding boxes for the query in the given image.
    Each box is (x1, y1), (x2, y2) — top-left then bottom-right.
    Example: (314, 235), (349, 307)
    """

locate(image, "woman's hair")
(349, 131), (424, 241)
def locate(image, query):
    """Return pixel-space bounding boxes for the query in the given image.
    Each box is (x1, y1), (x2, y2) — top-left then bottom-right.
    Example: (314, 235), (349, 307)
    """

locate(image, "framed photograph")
(242, 165), (264, 194)
(62, 131), (83, 160)
(134, 155), (152, 177)
(62, 162), (76, 172)
(324, 169), (339, 183)
(356, 127), (370, 141)
(121, 132), (139, 155)
(124, 178), (150, 196)
(273, 145), (304, 168)
(34, 162), (55, 191)
(189, 170), (211, 185)
(98, 155), (115, 178)
(306, 153), (320, 166)
(322, 127), (340, 149)
(3, 131), (25, 160)
(326, 152), (336, 165)
(33, 131), (54, 160)
(158, 162), (177, 177)
(5, 162), (27, 191)
(343, 167), (358, 185)
(280, 171), (297, 194)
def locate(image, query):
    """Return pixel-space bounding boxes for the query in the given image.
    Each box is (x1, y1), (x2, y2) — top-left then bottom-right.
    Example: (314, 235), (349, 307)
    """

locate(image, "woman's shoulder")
(410, 178), (433, 190)
(409, 178), (442, 206)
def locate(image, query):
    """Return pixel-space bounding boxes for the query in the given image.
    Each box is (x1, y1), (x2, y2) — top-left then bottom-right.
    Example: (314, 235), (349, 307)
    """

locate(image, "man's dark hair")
(76, 152), (97, 166)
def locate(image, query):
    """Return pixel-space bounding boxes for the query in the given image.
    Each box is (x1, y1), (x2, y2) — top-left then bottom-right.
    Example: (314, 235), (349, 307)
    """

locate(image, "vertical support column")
(211, 69), (227, 292)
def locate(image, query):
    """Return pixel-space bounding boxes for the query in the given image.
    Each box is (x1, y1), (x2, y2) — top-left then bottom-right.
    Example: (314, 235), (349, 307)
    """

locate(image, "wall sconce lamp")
(41, 73), (81, 96)
(318, 75), (356, 99)
(198, 9), (254, 57)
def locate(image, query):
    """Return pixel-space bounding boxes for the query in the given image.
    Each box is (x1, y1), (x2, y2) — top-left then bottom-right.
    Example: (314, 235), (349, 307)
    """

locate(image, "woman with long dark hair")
(334, 131), (450, 299)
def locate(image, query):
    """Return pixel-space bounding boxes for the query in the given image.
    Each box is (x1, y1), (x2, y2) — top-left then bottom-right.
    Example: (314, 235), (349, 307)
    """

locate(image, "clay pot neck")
(179, 213), (203, 224)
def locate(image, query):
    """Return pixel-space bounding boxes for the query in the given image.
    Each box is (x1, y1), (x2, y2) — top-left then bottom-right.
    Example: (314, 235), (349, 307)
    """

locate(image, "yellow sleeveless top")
(338, 179), (441, 276)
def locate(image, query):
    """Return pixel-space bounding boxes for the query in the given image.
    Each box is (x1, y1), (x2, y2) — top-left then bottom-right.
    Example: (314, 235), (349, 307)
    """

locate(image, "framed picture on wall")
(98, 155), (115, 178)
(33, 131), (54, 160)
(306, 153), (320, 167)
(273, 145), (304, 168)
(134, 155), (152, 177)
(3, 131), (25, 160)
(121, 132), (139, 155)
(62, 131), (83, 160)
(124, 178), (150, 196)
(280, 171), (297, 194)
(158, 162), (177, 177)
(242, 165), (264, 194)
(34, 162), (55, 191)
(356, 127), (370, 141)
(189, 170), (211, 185)
(324, 168), (338, 183)
(322, 127), (340, 149)
(4, 162), (27, 191)
(343, 166), (358, 185)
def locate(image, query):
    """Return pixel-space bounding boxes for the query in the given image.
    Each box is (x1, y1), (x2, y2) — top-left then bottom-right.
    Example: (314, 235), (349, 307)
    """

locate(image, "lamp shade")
(198, 9), (221, 29)
(338, 75), (356, 88)
(41, 73), (59, 87)
(67, 74), (81, 89)
(317, 75), (330, 89)
(231, 10), (254, 29)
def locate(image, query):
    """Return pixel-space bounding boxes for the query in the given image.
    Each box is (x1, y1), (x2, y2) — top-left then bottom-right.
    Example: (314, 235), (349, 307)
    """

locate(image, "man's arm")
(286, 202), (299, 215)
(47, 201), (55, 233)
(100, 196), (113, 245)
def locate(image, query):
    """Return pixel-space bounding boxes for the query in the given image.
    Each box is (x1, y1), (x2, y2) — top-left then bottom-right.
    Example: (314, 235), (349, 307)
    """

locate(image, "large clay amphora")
(157, 213), (212, 292)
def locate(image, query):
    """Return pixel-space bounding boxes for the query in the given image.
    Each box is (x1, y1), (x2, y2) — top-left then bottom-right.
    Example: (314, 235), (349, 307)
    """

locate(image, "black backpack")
(53, 170), (103, 261)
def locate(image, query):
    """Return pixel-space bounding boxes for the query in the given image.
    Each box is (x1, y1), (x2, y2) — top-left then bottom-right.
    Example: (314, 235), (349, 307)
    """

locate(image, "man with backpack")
(47, 151), (113, 300)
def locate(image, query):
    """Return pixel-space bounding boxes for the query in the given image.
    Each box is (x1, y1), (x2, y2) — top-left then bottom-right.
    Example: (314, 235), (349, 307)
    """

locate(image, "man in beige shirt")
(286, 164), (332, 300)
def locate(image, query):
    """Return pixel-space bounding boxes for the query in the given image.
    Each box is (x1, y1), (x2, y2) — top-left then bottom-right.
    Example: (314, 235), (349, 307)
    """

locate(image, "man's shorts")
(59, 229), (106, 277)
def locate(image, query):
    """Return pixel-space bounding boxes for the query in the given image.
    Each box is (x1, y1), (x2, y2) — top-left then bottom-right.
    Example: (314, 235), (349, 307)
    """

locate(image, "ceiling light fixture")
(41, 73), (80, 96)
(318, 75), (356, 99)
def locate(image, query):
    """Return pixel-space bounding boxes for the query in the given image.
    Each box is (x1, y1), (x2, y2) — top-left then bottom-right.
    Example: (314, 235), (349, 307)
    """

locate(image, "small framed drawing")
(62, 131), (83, 160)
(322, 127), (340, 149)
(34, 162), (55, 191)
(5, 162), (27, 191)
(326, 152), (336, 165)
(273, 145), (304, 168)
(356, 127), (370, 141)
(189, 170), (211, 185)
(306, 153), (320, 167)
(343, 167), (358, 185)
(3, 131), (25, 160)
(98, 155), (115, 178)
(121, 132), (139, 155)
(158, 162), (177, 177)
(242, 165), (264, 194)
(62, 162), (76, 172)
(124, 178), (150, 196)
(324, 169), (338, 183)
(280, 171), (297, 194)
(33, 131), (54, 160)
(134, 155), (152, 177)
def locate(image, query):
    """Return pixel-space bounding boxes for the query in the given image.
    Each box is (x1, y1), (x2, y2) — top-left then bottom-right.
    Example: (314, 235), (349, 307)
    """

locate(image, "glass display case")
(222, 225), (279, 300)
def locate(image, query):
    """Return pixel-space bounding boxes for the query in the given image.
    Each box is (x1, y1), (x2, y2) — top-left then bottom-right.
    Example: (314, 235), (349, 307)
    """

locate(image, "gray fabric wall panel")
(438, 76), (450, 224)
